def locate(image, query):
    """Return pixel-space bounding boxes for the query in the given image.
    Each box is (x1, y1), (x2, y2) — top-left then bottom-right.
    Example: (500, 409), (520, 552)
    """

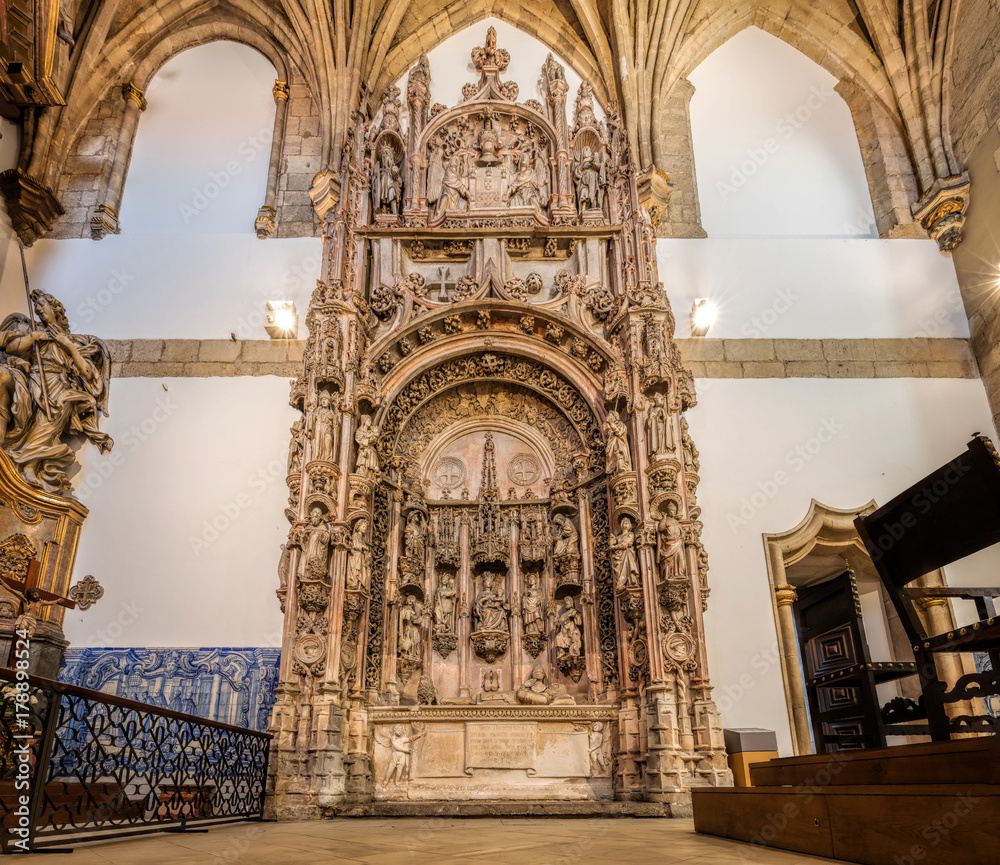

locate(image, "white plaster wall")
(63, 377), (292, 648)
(689, 27), (876, 238)
(657, 238), (967, 339)
(690, 377), (1000, 755)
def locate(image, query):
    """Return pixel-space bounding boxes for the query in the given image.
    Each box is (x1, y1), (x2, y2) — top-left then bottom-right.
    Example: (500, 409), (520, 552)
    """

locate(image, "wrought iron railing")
(0, 667), (270, 853)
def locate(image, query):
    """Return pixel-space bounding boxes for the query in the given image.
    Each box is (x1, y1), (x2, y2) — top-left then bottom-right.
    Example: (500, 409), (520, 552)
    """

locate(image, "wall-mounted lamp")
(265, 301), (298, 339)
(690, 298), (715, 338)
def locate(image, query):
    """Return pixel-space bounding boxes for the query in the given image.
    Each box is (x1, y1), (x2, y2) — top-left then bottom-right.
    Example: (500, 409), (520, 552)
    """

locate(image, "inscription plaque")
(464, 722), (537, 774)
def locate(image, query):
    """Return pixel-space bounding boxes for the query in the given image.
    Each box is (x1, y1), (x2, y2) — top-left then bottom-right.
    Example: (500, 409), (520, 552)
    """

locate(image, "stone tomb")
(371, 706), (614, 800)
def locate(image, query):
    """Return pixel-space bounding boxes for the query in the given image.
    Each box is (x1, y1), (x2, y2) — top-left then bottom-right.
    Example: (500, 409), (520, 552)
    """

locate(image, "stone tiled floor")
(19, 818), (845, 864)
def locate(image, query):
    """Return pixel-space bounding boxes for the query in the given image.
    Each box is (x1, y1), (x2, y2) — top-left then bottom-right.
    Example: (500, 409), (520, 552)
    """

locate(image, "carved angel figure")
(603, 409), (632, 475)
(346, 518), (372, 591)
(354, 415), (381, 478)
(610, 517), (641, 593)
(303, 506), (332, 582)
(521, 573), (544, 635)
(573, 145), (606, 214)
(378, 723), (424, 786)
(372, 142), (402, 216)
(552, 513), (580, 559)
(588, 722), (610, 776)
(3, 291), (113, 493)
(657, 500), (685, 582)
(646, 392), (673, 458)
(433, 572), (456, 632)
(473, 572), (508, 632)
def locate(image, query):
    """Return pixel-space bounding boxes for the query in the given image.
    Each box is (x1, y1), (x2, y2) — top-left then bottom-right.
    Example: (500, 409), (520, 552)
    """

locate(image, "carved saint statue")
(398, 594), (423, 658)
(354, 415), (381, 479)
(432, 150), (470, 220)
(515, 664), (576, 706)
(646, 392), (673, 458)
(521, 573), (545, 635)
(473, 572), (508, 633)
(573, 145), (606, 214)
(309, 392), (337, 463)
(287, 417), (305, 475)
(404, 511), (427, 562)
(657, 500), (685, 582)
(433, 572), (456, 632)
(507, 139), (544, 208)
(552, 514), (580, 559)
(681, 416), (700, 474)
(554, 595), (583, 659)
(303, 506), (332, 582)
(277, 543), (290, 591)
(372, 142), (402, 216)
(610, 516), (641, 593)
(2, 291), (113, 493)
(603, 409), (632, 476)
(346, 518), (372, 591)
(588, 722), (610, 776)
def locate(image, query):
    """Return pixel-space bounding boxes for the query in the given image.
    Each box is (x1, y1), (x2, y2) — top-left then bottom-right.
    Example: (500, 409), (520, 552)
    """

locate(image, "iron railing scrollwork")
(0, 668), (270, 853)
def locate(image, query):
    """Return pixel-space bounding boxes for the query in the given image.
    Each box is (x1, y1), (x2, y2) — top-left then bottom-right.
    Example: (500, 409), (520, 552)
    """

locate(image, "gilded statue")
(1, 291), (113, 493)
(610, 516), (641, 593)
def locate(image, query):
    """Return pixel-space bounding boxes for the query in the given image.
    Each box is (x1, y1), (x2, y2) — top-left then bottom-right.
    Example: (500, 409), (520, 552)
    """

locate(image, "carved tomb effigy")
(268, 29), (730, 814)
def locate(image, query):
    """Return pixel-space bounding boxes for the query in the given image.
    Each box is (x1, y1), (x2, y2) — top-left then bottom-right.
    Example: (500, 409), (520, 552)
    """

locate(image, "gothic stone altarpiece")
(269, 30), (730, 815)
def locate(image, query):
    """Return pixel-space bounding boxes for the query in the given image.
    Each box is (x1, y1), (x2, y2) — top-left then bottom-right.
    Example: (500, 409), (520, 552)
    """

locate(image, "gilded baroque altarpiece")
(269, 29), (730, 814)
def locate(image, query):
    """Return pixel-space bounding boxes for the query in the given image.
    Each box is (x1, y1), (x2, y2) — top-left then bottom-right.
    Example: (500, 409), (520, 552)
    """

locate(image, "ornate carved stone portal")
(268, 29), (730, 816)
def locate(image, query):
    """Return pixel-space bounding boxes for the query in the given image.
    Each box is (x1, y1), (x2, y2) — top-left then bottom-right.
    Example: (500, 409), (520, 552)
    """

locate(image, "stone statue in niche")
(646, 392), (673, 458)
(610, 516), (641, 593)
(552, 514), (580, 559)
(303, 506), (332, 582)
(657, 501), (685, 582)
(515, 664), (576, 705)
(397, 594), (423, 659)
(542, 53), (565, 86)
(433, 572), (457, 632)
(309, 393), (337, 462)
(474, 572), (509, 633)
(430, 148), (471, 220)
(346, 518), (372, 591)
(277, 543), (291, 592)
(378, 723), (425, 786)
(680, 416), (700, 473)
(507, 139), (546, 208)
(573, 145), (606, 214)
(520, 573), (544, 635)
(604, 410), (632, 475)
(404, 511), (427, 562)
(354, 415), (381, 479)
(372, 142), (402, 216)
(287, 417), (305, 475)
(555, 595), (583, 678)
(1, 291), (113, 494)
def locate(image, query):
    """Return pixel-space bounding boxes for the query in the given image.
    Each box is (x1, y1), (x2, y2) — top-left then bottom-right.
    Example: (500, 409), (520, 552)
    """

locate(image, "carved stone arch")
(370, 10), (612, 115)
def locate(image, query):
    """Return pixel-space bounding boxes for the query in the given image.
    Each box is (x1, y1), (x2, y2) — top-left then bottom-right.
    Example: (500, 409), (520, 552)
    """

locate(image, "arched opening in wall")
(688, 27), (877, 239)
(762, 500), (974, 756)
(120, 42), (277, 235)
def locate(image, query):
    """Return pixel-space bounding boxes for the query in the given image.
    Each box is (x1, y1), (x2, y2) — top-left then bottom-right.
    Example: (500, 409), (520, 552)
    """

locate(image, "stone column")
(90, 82), (146, 239)
(772, 581), (812, 754)
(457, 512), (472, 700)
(509, 520), (524, 688)
(256, 79), (290, 238)
(651, 78), (706, 239)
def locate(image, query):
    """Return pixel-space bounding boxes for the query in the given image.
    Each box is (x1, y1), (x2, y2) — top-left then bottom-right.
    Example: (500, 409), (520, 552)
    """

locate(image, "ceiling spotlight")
(265, 301), (298, 339)
(690, 298), (715, 337)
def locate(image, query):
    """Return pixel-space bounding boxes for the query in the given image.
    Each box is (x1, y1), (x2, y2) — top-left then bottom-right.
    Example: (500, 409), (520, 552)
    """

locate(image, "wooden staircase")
(692, 737), (998, 864)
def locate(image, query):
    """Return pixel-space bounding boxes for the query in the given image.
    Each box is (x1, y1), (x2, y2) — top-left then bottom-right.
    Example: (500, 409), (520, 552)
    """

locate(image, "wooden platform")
(693, 738), (998, 865)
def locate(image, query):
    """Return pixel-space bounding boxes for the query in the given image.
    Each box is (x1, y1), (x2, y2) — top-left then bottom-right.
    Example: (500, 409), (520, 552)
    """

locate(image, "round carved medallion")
(435, 457), (466, 490)
(508, 453), (540, 486)
(293, 634), (327, 666)
(663, 632), (696, 663)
